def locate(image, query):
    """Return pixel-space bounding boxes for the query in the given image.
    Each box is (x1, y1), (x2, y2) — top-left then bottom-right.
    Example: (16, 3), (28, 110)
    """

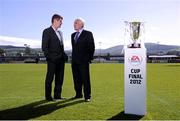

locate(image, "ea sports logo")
(128, 55), (142, 66)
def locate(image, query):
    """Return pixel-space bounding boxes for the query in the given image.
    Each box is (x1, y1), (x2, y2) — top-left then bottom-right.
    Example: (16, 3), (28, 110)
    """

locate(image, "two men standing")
(42, 14), (95, 102)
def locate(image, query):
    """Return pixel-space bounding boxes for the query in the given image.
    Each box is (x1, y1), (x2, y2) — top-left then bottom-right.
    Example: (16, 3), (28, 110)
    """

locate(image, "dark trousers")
(72, 63), (91, 99)
(45, 60), (65, 99)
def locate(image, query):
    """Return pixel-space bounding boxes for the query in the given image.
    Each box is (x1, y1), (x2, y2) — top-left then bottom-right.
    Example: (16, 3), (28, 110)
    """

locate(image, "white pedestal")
(124, 48), (147, 115)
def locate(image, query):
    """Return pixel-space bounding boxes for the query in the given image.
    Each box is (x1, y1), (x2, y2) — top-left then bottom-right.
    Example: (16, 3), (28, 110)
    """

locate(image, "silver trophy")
(124, 21), (145, 48)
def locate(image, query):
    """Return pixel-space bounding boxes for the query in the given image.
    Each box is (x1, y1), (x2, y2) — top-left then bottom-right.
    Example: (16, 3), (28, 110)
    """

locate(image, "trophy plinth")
(124, 21), (147, 115)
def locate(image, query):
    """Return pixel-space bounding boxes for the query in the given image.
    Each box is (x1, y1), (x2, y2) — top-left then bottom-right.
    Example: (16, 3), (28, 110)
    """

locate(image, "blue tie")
(74, 32), (79, 43)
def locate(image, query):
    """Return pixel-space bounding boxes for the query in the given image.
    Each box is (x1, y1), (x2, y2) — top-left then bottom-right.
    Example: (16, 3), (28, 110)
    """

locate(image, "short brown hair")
(51, 14), (63, 23)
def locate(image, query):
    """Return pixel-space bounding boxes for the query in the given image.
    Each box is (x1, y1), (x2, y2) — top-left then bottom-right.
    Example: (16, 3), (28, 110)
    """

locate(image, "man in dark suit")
(71, 18), (95, 102)
(42, 14), (68, 101)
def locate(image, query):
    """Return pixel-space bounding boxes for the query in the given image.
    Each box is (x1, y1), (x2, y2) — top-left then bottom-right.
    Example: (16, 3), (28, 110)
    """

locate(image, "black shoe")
(85, 99), (90, 102)
(54, 97), (66, 100)
(46, 97), (54, 101)
(73, 95), (83, 99)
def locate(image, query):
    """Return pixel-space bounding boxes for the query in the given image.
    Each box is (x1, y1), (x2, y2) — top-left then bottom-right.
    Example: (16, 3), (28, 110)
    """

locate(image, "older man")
(71, 18), (95, 102)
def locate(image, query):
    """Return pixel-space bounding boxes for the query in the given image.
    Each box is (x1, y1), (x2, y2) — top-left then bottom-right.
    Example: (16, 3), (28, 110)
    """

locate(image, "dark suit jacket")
(71, 30), (95, 64)
(42, 26), (67, 63)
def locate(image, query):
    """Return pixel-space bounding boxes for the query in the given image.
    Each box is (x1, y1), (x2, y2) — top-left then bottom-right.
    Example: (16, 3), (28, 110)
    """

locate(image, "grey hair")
(75, 18), (85, 28)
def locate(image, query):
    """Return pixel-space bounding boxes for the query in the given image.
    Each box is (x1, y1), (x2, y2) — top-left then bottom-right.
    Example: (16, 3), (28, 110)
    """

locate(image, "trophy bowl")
(125, 21), (144, 48)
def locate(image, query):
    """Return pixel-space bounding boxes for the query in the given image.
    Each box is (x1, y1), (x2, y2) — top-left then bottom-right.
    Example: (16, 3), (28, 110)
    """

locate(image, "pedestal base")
(124, 48), (147, 115)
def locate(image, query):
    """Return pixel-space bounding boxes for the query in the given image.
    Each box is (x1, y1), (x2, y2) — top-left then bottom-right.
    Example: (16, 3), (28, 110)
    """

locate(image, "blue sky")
(0, 0), (180, 49)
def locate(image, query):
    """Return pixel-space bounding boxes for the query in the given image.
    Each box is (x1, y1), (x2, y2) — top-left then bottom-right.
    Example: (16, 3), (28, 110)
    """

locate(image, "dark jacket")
(42, 26), (68, 63)
(71, 30), (95, 64)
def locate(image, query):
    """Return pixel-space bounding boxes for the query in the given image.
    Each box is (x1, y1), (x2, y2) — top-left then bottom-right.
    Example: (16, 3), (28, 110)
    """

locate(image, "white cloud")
(94, 36), (124, 49)
(63, 39), (72, 50)
(0, 36), (41, 48)
(0, 35), (123, 50)
(145, 25), (180, 45)
(0, 35), (72, 50)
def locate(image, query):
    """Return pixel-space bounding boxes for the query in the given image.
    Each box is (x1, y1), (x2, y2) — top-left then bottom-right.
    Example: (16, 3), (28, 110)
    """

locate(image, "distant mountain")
(95, 45), (124, 56)
(95, 43), (180, 55)
(145, 43), (180, 54)
(1, 43), (180, 55)
(0, 45), (24, 49)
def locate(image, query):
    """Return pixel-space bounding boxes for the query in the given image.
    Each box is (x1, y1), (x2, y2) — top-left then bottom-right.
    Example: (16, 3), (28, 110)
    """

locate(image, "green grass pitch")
(0, 63), (179, 120)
